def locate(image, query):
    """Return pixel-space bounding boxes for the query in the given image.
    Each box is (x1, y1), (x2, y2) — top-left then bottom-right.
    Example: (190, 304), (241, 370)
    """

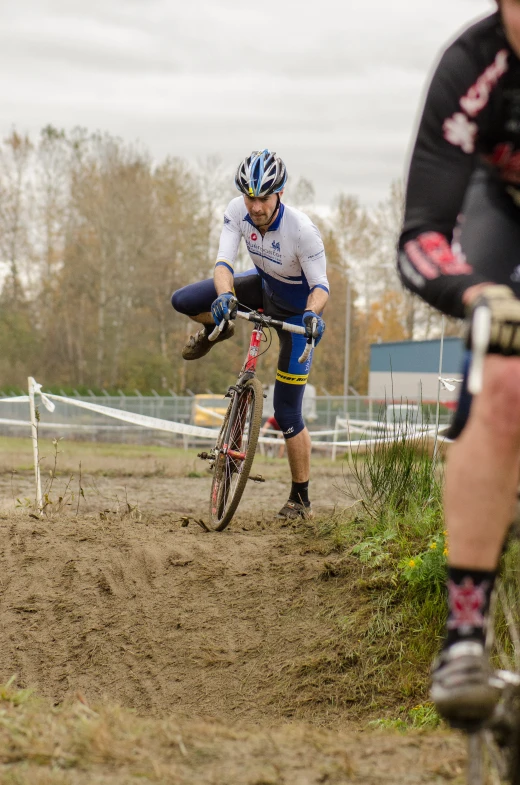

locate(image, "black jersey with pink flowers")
(398, 11), (520, 318)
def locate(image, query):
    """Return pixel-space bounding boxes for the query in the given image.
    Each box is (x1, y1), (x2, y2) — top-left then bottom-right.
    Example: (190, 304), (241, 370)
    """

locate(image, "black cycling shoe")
(276, 500), (313, 520)
(182, 322), (235, 361)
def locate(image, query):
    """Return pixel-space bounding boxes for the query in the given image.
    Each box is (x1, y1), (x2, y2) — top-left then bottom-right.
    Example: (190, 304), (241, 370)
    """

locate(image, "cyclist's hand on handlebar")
(211, 292), (238, 326)
(466, 284), (520, 354)
(303, 311), (325, 345)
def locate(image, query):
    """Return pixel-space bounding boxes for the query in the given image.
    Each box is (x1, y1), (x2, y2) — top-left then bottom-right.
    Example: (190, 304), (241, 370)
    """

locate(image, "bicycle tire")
(208, 377), (263, 531)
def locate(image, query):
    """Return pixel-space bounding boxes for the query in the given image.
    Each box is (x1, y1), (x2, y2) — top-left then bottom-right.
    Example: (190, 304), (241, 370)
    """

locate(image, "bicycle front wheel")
(208, 377), (263, 531)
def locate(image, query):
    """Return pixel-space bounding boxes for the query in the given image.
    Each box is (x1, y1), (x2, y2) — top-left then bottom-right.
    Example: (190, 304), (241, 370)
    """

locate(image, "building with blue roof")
(369, 337), (464, 402)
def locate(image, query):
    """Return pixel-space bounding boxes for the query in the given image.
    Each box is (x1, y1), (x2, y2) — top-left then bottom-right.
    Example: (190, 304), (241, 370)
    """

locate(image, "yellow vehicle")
(192, 394), (228, 426)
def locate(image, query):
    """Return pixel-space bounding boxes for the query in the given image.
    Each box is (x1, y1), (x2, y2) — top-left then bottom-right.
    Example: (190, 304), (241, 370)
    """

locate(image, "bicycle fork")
(198, 386), (245, 468)
(221, 389), (246, 462)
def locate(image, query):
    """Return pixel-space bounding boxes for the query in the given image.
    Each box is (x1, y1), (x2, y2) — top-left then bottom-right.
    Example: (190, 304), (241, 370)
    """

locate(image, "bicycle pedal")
(248, 474), (266, 483)
(198, 452), (211, 460)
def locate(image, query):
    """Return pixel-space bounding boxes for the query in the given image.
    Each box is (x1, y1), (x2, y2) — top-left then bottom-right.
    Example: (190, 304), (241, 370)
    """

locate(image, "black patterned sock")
(444, 566), (496, 648)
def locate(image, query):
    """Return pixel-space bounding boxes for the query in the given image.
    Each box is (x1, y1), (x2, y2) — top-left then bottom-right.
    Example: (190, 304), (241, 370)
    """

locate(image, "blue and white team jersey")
(215, 197), (329, 313)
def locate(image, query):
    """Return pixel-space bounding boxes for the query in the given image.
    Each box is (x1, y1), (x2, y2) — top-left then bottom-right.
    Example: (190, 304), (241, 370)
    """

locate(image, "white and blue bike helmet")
(235, 149), (287, 197)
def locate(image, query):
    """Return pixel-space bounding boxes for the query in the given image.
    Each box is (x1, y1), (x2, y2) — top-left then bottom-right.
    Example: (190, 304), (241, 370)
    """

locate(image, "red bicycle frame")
(223, 320), (264, 462)
(243, 324), (263, 375)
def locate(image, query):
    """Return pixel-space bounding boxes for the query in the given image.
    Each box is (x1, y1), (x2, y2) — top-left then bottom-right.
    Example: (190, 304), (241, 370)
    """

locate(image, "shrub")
(346, 405), (440, 521)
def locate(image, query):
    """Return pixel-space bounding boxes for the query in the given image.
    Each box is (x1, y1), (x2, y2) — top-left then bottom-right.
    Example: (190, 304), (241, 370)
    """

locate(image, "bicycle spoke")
(468, 733), (484, 785)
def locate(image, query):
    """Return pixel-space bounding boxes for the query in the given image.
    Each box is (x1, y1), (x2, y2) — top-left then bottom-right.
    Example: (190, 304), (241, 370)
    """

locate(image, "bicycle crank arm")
(248, 474), (266, 483)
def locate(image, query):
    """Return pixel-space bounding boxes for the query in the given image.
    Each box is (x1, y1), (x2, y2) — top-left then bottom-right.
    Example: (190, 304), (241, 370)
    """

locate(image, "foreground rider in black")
(399, 0), (520, 726)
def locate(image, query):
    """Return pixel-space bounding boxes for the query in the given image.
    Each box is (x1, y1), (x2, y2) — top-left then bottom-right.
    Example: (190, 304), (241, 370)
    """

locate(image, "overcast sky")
(1, 0), (492, 206)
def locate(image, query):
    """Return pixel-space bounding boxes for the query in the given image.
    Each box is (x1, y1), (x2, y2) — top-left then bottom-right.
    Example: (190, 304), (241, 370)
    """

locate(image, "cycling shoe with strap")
(276, 500), (313, 520)
(182, 322), (235, 361)
(430, 640), (502, 728)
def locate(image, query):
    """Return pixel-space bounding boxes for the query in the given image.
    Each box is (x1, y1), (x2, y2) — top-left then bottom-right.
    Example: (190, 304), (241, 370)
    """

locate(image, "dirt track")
(0, 444), (465, 783)
(0, 465), (359, 724)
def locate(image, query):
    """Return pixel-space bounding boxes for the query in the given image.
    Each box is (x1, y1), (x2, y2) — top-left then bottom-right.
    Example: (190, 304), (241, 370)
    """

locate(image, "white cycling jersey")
(215, 196), (329, 312)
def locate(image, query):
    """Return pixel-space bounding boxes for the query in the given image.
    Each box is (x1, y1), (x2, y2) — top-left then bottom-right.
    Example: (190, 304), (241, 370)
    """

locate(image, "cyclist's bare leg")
(276, 427), (312, 518)
(431, 355), (520, 724)
(188, 312), (213, 326)
(445, 355), (520, 569)
(285, 427), (311, 483)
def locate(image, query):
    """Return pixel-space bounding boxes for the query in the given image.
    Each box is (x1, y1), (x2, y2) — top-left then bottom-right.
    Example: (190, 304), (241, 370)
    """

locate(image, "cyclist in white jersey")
(172, 150), (329, 519)
(216, 195), (329, 313)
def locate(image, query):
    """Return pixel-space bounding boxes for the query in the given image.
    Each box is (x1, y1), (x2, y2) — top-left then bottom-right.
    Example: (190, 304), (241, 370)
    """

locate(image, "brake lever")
(208, 320), (227, 342)
(468, 305), (491, 395)
(298, 317), (317, 364)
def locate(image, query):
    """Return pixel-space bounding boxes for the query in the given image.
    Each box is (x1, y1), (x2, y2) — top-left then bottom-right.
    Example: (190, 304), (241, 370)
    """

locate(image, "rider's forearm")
(305, 287), (329, 314)
(214, 265), (235, 296)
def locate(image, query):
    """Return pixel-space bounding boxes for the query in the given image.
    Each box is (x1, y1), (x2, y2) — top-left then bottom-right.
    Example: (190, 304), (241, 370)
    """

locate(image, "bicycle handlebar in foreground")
(468, 305), (491, 395)
(208, 310), (315, 364)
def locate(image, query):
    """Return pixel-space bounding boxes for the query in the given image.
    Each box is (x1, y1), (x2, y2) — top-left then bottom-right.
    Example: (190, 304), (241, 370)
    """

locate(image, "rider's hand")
(466, 284), (520, 354)
(303, 311), (325, 345)
(211, 292), (238, 326)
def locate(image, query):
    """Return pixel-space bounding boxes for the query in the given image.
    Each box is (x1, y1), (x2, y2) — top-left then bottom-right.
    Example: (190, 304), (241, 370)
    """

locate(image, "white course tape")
(40, 392), (219, 439)
(31, 387), (324, 445)
(0, 409), (428, 439)
(31, 382), (55, 412)
(7, 383), (441, 448)
(0, 389), (53, 412)
(0, 420), (172, 431)
(0, 414), (286, 443)
(312, 429), (449, 449)
(0, 385), (443, 447)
